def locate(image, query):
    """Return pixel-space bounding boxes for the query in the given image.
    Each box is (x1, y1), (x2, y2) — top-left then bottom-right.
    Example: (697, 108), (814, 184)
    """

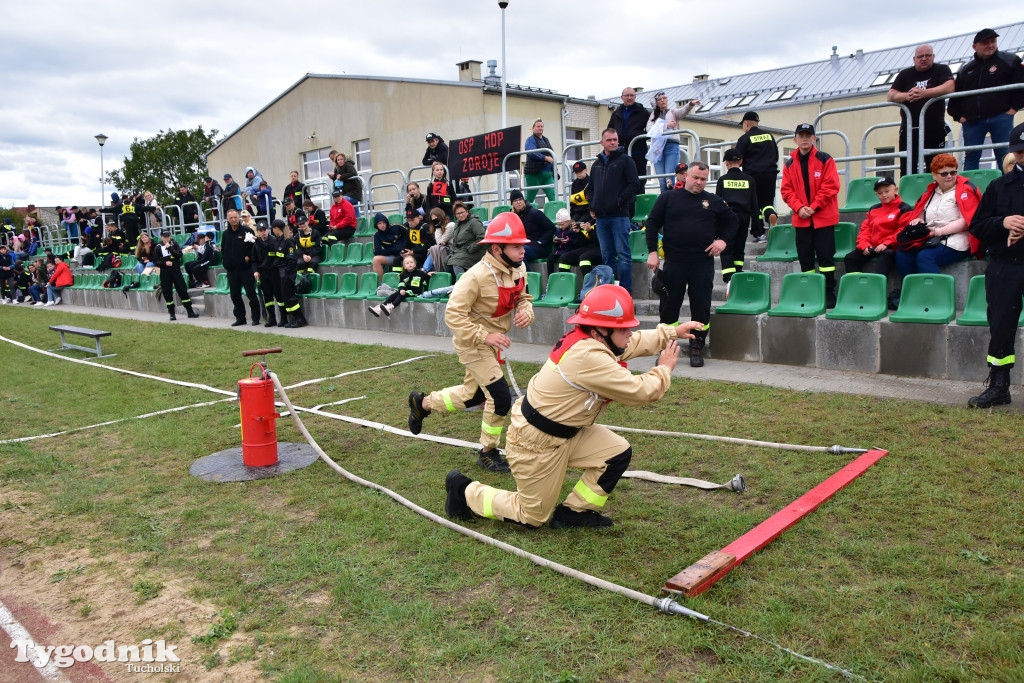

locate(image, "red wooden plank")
(664, 449), (888, 596)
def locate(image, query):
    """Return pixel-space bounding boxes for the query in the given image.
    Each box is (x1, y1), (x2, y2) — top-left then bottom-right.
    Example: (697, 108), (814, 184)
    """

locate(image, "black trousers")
(721, 208), (752, 282)
(557, 246), (603, 277)
(985, 260), (1024, 366)
(795, 226), (836, 273)
(258, 268), (281, 314)
(184, 260), (209, 286)
(749, 172), (778, 237)
(899, 125), (946, 176)
(227, 268), (260, 322)
(160, 266), (190, 312)
(280, 268), (302, 316)
(843, 249), (895, 277)
(659, 257), (714, 325)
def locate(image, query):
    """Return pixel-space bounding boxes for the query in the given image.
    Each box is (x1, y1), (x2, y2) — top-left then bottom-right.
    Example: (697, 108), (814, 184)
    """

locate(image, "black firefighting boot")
(825, 273), (837, 309)
(264, 307), (277, 327)
(444, 470), (474, 521)
(968, 366), (1012, 408)
(185, 302), (199, 318)
(408, 391), (430, 434)
(167, 303), (176, 321)
(689, 328), (707, 368)
(284, 310), (306, 328)
(548, 504), (613, 529)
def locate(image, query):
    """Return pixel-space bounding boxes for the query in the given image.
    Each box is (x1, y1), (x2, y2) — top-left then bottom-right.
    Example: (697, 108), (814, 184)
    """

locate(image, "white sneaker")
(382, 303), (395, 316)
(33, 301), (45, 307)
(54, 296), (61, 305)
(1, 298), (9, 304)
(368, 304), (382, 317)
(10, 298), (19, 304)
(43, 300), (55, 306)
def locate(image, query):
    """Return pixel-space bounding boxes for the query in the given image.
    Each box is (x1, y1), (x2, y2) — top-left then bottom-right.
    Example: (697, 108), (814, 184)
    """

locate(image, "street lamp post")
(499, 1), (508, 129)
(95, 134), (108, 207)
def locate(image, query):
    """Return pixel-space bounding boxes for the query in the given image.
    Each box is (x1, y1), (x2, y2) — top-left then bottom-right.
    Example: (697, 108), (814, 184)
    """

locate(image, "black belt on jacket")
(521, 396), (581, 439)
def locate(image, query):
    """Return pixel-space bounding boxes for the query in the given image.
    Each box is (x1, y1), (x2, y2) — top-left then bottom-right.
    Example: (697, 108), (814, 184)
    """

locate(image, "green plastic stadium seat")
(357, 242), (375, 266)
(534, 272), (577, 308)
(387, 214), (403, 227)
(138, 274), (158, 292)
(756, 224), (799, 262)
(889, 273), (955, 324)
(206, 273), (229, 294)
(898, 173), (932, 206)
(825, 273), (888, 321)
(415, 271), (453, 301)
(526, 271), (542, 299)
(840, 177), (880, 213)
(172, 234), (188, 246)
(182, 251), (197, 265)
(299, 273), (320, 297)
(632, 194), (658, 224)
(348, 272), (380, 300)
(491, 205), (512, 219)
(470, 207), (488, 224)
(630, 229), (649, 262)
(956, 275), (988, 326)
(355, 216), (374, 237)
(543, 200), (566, 221)
(121, 255), (137, 269)
(714, 272), (771, 315)
(330, 272), (359, 299)
(306, 272), (337, 299)
(833, 222), (858, 261)
(767, 272), (826, 317)
(340, 242), (363, 267)
(322, 243), (347, 266)
(961, 169), (1001, 193)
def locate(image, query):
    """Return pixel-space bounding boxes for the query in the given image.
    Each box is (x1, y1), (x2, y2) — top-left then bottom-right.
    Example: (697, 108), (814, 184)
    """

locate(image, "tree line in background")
(106, 126), (219, 206)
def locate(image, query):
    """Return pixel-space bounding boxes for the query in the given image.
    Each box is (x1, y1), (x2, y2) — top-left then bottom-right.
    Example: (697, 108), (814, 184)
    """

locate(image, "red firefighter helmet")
(478, 212), (530, 244)
(566, 284), (639, 328)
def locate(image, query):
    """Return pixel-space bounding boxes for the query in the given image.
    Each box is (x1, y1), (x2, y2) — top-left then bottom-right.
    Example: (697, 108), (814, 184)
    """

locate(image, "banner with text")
(448, 126), (521, 179)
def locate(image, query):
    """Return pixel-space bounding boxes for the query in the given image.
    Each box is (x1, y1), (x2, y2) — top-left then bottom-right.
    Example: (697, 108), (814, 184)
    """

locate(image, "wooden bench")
(49, 325), (115, 358)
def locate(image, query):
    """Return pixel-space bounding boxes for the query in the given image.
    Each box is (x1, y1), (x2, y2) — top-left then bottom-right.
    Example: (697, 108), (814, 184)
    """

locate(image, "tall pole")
(500, 2), (507, 129)
(95, 134), (108, 207)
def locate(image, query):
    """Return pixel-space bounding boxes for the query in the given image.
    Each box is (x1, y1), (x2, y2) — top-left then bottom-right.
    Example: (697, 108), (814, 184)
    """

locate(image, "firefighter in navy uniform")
(734, 111), (780, 240)
(254, 221), (284, 327)
(715, 148), (760, 286)
(153, 230), (198, 321)
(443, 284), (701, 529)
(966, 122), (1024, 408)
(295, 216), (322, 275)
(280, 216), (307, 328)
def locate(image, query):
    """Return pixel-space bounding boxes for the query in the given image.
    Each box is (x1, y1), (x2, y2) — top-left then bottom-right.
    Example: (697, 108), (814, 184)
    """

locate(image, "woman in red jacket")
(44, 255), (74, 306)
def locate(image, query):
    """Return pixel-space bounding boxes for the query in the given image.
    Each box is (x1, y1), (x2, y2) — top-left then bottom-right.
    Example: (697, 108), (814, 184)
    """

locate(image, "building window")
(947, 61), (964, 74)
(870, 73), (891, 87)
(701, 139), (723, 182)
(778, 88), (799, 101)
(353, 139), (372, 176)
(302, 147), (334, 182)
(695, 100), (718, 113)
(875, 146), (895, 176)
(565, 128), (585, 163)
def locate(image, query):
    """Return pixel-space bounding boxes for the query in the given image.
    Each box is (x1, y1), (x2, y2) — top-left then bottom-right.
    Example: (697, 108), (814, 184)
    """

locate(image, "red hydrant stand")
(238, 364), (281, 467)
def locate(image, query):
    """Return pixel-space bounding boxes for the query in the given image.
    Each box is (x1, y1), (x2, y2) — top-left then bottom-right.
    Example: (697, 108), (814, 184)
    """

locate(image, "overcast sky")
(2, 1), (1019, 208)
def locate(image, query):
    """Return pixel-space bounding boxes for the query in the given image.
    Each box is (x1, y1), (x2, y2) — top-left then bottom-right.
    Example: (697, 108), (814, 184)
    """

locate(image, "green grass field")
(1, 307), (1022, 682)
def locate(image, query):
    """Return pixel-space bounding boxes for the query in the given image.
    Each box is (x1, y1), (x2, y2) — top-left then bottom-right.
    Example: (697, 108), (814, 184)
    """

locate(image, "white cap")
(555, 208), (572, 223)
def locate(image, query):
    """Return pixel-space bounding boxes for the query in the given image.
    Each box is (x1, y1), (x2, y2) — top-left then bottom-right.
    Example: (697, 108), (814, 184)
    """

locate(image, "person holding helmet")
(444, 285), (701, 529)
(408, 212), (535, 472)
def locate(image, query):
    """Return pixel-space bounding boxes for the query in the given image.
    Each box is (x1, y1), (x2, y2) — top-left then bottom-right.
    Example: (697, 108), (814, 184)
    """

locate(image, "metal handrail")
(627, 129), (701, 190)
(560, 140), (605, 202)
(514, 146), (558, 198)
(918, 82), (1024, 168)
(367, 169), (409, 214)
(499, 149), (559, 203)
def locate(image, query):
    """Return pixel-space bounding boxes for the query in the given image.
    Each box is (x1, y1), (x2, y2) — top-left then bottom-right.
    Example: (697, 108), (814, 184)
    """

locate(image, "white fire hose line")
(311, 396), (366, 411)
(281, 355), (433, 390)
(0, 601), (71, 682)
(604, 425), (868, 455)
(268, 371), (864, 681)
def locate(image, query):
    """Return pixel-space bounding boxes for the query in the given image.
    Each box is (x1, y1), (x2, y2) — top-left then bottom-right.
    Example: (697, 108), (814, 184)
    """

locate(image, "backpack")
(578, 265), (615, 302)
(295, 273), (313, 295)
(102, 270), (123, 289)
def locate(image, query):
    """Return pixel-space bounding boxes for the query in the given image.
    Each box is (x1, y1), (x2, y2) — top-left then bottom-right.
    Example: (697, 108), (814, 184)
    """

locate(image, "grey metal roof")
(625, 22), (1024, 117)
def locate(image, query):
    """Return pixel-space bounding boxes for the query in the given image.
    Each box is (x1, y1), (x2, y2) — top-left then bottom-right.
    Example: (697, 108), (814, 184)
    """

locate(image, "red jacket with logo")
(857, 195), (913, 250)
(781, 146), (840, 228)
(905, 175), (983, 256)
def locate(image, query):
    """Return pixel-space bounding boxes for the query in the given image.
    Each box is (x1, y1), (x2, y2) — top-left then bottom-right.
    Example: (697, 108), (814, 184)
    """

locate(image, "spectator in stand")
(282, 171), (307, 206)
(242, 167), (264, 204)
(735, 111), (780, 241)
(303, 199), (328, 233)
(423, 133), (449, 166)
(61, 206), (79, 238)
(142, 191), (162, 230)
(253, 180), (275, 224)
(646, 161), (737, 367)
(523, 119), (556, 203)
(590, 128), (642, 293)
(569, 161), (591, 223)
(780, 123), (841, 308)
(176, 185), (200, 231)
(457, 179), (474, 209)
(221, 208), (261, 327)
(31, 260), (54, 305)
(70, 234), (94, 267)
(238, 210), (260, 236)
(509, 189), (555, 262)
(401, 209), (434, 268)
(105, 220), (129, 254)
(424, 208), (455, 274)
(134, 233), (158, 274)
(295, 213), (322, 275)
(325, 189), (357, 245)
(203, 176), (224, 226)
(888, 45), (955, 176)
(11, 261), (31, 303)
(715, 149), (759, 288)
(370, 212), (407, 279)
(844, 177), (912, 284)
(330, 153), (362, 217)
(405, 181), (425, 216)
(423, 161), (458, 219)
(555, 211), (602, 281)
(186, 232), (216, 288)
(948, 29), (1024, 171)
(43, 255), (73, 306)
(547, 208), (576, 277)
(894, 153), (982, 298)
(446, 202), (486, 276)
(368, 254), (428, 318)
(1, 218), (15, 247)
(222, 173), (243, 217)
(281, 197), (297, 227)
(0, 244), (14, 303)
(609, 87), (651, 179)
(646, 93), (700, 193)
(153, 230), (198, 320)
(966, 122), (1024, 408)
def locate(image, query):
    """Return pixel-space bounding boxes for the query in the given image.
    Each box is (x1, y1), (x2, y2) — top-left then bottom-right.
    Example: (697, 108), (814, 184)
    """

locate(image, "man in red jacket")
(781, 123), (841, 307)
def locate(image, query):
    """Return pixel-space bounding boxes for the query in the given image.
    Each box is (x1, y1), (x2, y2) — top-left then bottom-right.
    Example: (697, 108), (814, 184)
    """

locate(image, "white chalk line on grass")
(0, 599), (70, 682)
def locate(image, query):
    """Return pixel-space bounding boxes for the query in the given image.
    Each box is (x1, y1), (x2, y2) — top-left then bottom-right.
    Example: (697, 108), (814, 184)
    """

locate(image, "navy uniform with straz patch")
(715, 149), (759, 283)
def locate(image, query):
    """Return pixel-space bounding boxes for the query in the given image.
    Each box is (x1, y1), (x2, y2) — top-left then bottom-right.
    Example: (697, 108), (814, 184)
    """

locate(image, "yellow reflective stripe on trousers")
(721, 267), (736, 275)
(441, 389), (455, 412)
(481, 421), (503, 436)
(286, 303), (301, 312)
(988, 355), (1016, 366)
(818, 266), (836, 273)
(481, 488), (498, 519)
(573, 480), (607, 507)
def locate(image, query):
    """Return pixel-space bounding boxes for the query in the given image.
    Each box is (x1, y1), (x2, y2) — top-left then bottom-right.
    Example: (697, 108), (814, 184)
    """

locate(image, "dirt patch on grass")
(0, 484), (263, 682)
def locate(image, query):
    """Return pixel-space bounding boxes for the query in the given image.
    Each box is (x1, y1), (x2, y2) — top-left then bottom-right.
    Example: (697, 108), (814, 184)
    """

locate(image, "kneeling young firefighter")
(408, 212), (535, 472)
(444, 284), (702, 529)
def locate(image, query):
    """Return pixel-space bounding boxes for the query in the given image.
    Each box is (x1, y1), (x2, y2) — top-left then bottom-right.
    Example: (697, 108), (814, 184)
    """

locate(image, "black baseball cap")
(332, 189), (343, 197)
(406, 209), (420, 220)
(223, 173), (232, 179)
(572, 161), (587, 173)
(741, 111), (760, 122)
(160, 229), (171, 236)
(272, 219), (287, 229)
(795, 123), (815, 136)
(873, 177), (896, 190)
(426, 132), (439, 141)
(296, 214), (309, 225)
(723, 148), (743, 162)
(973, 28), (999, 44)
(675, 163), (688, 174)
(1008, 122), (1024, 153)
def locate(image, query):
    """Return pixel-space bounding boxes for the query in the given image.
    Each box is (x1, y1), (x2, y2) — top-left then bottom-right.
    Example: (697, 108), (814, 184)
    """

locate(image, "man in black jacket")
(646, 162), (737, 368)
(510, 190), (555, 261)
(422, 133), (449, 166)
(734, 111), (779, 240)
(221, 208), (261, 326)
(948, 28), (1024, 171)
(967, 122), (1024, 408)
(590, 128), (641, 293)
(608, 87), (651, 178)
